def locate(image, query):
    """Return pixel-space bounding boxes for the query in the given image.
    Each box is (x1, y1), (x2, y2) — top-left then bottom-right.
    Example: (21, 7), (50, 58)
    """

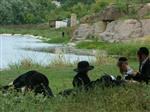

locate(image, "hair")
(118, 57), (128, 62)
(137, 47), (149, 56)
(117, 57), (128, 66)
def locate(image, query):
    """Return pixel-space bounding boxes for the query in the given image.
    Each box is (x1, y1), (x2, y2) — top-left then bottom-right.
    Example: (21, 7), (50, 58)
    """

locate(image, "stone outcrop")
(72, 19), (150, 42)
(72, 2), (150, 42)
(72, 21), (106, 41)
(80, 4), (124, 23)
(92, 21), (107, 36)
(100, 19), (150, 42)
(97, 4), (124, 22)
(72, 24), (92, 41)
(138, 3), (150, 18)
(142, 19), (150, 35)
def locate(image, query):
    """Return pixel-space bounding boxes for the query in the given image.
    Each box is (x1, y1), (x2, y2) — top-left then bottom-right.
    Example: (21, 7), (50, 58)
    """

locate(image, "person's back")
(2, 70), (54, 97)
(13, 70), (49, 89)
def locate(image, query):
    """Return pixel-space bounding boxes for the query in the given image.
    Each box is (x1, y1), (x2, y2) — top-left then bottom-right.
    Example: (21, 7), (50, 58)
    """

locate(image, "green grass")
(0, 25), (71, 43)
(1, 59), (149, 112)
(76, 40), (150, 57)
(0, 25), (150, 112)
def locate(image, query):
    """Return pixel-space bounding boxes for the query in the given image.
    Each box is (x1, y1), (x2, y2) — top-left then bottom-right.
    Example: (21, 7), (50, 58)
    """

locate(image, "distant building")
(52, 1), (61, 7)
(55, 20), (68, 29)
(49, 19), (69, 29)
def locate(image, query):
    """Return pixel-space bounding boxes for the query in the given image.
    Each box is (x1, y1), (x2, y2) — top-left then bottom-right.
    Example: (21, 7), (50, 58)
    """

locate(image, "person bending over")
(1, 70), (54, 97)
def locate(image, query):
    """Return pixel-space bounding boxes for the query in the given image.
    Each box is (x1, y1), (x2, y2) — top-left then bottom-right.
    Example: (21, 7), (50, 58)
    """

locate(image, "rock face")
(72, 24), (92, 41)
(80, 5), (124, 23)
(142, 19), (150, 35)
(100, 19), (150, 42)
(138, 3), (150, 17)
(71, 13), (77, 27)
(97, 4), (124, 22)
(92, 21), (106, 36)
(72, 21), (106, 41)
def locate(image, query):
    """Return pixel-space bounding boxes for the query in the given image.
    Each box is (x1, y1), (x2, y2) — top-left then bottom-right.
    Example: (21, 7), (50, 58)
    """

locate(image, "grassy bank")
(76, 37), (150, 57)
(0, 25), (71, 43)
(1, 59), (149, 112)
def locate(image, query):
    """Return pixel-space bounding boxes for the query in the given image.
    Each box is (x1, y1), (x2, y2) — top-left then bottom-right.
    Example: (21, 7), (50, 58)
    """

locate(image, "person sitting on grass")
(117, 57), (135, 81)
(1, 70), (54, 97)
(126, 47), (150, 84)
(73, 61), (94, 88)
(59, 61), (94, 96)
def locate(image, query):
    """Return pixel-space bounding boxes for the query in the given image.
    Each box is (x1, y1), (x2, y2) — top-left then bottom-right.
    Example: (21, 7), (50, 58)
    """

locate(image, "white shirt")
(122, 66), (134, 80)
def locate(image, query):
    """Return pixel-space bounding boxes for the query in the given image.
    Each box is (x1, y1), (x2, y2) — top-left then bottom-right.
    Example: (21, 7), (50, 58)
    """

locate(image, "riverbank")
(0, 60), (150, 112)
(0, 24), (71, 43)
(1, 25), (150, 57)
(75, 37), (150, 57)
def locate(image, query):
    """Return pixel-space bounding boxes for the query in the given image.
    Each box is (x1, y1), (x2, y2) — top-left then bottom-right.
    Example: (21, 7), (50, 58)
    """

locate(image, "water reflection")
(0, 35), (95, 69)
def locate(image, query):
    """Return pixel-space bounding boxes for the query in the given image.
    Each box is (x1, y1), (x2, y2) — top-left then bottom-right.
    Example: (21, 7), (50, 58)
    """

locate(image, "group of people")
(1, 47), (150, 97)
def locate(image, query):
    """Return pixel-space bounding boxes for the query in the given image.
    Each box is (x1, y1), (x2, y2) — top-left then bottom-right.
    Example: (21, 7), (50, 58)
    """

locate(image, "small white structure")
(55, 20), (68, 29)
(52, 1), (61, 7)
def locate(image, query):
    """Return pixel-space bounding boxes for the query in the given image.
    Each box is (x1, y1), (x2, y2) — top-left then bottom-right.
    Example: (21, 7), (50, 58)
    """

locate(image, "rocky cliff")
(72, 3), (150, 42)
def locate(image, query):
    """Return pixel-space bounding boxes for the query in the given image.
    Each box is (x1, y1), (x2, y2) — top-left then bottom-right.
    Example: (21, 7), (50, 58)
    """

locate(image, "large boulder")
(92, 21), (106, 36)
(72, 24), (93, 41)
(138, 3), (150, 18)
(100, 19), (150, 42)
(97, 4), (124, 22)
(142, 19), (150, 36)
(72, 21), (106, 41)
(80, 4), (124, 23)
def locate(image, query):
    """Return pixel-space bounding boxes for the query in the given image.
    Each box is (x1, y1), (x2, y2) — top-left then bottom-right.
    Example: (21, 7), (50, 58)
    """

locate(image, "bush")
(0, 0), (56, 24)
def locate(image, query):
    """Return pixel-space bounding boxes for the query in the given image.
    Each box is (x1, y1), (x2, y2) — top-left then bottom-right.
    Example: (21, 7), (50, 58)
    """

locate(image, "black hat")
(74, 61), (94, 72)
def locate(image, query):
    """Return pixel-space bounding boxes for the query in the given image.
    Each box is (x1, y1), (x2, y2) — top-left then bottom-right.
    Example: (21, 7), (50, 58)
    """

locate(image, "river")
(0, 34), (95, 69)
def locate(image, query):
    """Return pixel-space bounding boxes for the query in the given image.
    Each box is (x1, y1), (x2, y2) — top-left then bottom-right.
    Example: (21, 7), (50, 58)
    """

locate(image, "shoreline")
(0, 33), (102, 56)
(0, 33), (44, 40)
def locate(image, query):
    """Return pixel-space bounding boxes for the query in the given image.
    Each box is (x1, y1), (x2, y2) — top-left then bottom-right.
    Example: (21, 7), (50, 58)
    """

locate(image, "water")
(0, 34), (95, 69)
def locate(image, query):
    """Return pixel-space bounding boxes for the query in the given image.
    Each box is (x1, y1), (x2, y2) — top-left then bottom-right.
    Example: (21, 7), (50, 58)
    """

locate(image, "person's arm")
(72, 77), (83, 88)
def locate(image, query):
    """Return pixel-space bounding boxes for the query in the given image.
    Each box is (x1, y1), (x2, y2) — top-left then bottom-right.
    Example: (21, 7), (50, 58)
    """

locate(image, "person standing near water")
(62, 31), (65, 37)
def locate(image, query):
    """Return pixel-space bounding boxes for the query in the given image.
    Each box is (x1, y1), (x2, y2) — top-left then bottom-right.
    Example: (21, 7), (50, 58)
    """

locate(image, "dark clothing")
(7, 70), (53, 97)
(59, 73), (91, 96)
(86, 75), (126, 90)
(126, 58), (150, 83)
(72, 73), (91, 88)
(133, 58), (150, 84)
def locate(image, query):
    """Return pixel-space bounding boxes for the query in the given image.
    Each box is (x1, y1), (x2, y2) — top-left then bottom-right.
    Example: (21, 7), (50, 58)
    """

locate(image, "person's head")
(137, 47), (149, 62)
(117, 57), (128, 74)
(74, 61), (94, 74)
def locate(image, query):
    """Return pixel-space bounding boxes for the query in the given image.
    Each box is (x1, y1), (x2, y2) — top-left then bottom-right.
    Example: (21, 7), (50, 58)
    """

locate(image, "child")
(117, 57), (135, 80)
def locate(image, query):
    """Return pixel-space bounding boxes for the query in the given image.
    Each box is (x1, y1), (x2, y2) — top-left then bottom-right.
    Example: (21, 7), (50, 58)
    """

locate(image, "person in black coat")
(1, 70), (54, 97)
(73, 61), (94, 88)
(126, 47), (150, 84)
(59, 61), (94, 96)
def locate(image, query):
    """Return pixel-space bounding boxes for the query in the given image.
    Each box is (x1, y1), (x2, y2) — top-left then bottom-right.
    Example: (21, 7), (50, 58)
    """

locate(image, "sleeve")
(72, 77), (83, 88)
